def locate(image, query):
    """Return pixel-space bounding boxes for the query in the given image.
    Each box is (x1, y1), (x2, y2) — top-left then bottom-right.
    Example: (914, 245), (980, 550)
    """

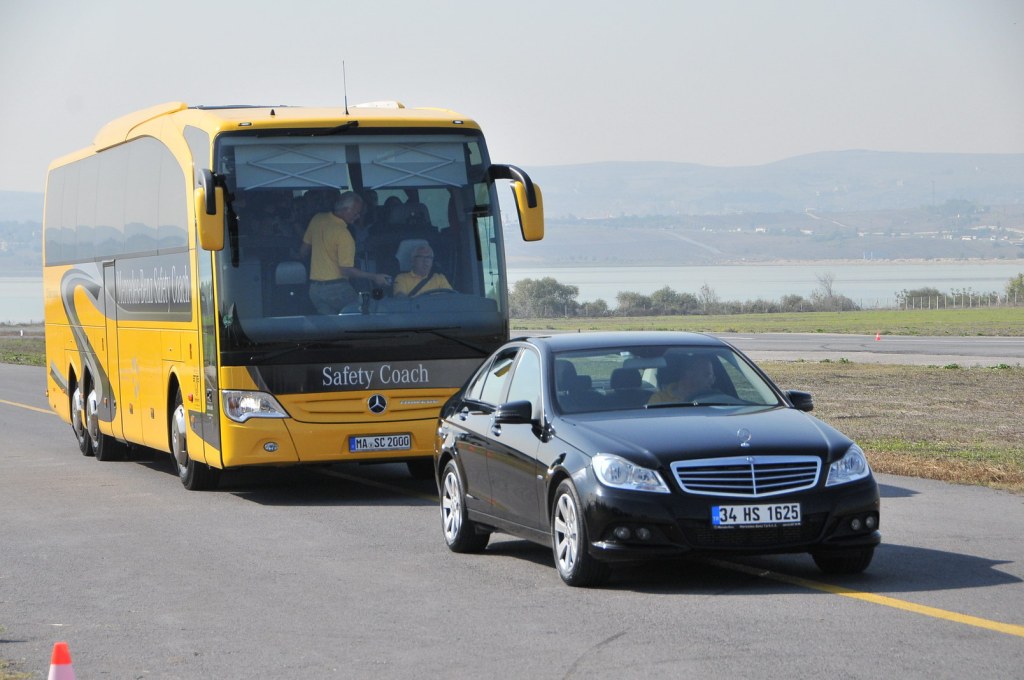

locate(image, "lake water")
(3, 261), (1022, 322)
(0, 277), (45, 324)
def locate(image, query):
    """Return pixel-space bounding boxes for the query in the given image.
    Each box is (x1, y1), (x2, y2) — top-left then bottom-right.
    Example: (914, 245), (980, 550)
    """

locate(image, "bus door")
(102, 260), (126, 441)
(193, 248), (222, 466)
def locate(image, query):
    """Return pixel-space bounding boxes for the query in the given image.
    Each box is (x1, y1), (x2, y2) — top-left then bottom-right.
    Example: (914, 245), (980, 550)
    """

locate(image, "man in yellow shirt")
(392, 244), (453, 297)
(300, 192), (391, 313)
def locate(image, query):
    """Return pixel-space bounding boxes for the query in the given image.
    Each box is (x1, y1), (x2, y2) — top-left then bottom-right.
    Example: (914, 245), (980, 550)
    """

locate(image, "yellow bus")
(43, 101), (543, 489)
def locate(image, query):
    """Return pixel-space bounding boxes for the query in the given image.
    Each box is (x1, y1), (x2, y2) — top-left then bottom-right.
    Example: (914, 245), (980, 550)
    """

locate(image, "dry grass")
(762, 361), (1024, 492)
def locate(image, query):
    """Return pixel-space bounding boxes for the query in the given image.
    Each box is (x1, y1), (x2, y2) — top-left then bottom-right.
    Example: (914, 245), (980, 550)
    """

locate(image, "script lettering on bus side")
(115, 265), (192, 307)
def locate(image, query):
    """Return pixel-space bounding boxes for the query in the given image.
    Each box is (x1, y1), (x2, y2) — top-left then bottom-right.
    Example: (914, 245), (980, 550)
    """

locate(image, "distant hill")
(0, 191), (44, 222)
(5, 151), (1024, 272)
(525, 151), (1024, 218)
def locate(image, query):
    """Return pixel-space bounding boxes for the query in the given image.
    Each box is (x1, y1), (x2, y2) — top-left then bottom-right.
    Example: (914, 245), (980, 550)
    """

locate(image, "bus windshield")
(212, 130), (508, 363)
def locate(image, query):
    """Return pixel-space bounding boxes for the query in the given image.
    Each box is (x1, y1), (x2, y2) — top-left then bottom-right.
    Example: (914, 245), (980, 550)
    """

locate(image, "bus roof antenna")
(343, 61), (349, 115)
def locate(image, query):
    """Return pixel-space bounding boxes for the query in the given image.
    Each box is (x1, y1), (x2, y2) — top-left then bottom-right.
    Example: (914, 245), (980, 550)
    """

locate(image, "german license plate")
(711, 503), (801, 527)
(349, 433), (412, 452)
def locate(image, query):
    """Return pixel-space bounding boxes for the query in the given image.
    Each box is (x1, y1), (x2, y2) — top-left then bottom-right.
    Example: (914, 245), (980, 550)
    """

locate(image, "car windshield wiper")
(645, 401), (704, 409)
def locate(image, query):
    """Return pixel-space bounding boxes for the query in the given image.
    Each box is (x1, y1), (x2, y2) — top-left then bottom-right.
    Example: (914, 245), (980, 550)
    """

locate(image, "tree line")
(510, 272), (1024, 318)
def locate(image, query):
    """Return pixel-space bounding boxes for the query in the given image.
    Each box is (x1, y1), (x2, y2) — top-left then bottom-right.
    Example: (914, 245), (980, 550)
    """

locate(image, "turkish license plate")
(349, 433), (412, 452)
(711, 503), (801, 527)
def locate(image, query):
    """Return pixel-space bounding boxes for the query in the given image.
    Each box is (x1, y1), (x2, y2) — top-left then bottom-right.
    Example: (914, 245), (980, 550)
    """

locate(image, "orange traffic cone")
(874, 331), (881, 341)
(47, 641), (76, 680)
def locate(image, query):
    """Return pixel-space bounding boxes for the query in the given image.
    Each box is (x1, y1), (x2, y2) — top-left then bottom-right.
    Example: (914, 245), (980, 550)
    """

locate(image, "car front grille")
(671, 455), (821, 498)
(679, 512), (828, 549)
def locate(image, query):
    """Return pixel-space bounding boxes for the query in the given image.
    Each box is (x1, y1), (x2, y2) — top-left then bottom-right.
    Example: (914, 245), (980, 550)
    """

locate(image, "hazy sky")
(1, 0), (1022, 192)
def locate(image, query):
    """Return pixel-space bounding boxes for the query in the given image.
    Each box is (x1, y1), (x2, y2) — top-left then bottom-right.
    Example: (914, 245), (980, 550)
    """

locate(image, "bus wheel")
(86, 383), (126, 461)
(171, 390), (220, 491)
(71, 382), (93, 456)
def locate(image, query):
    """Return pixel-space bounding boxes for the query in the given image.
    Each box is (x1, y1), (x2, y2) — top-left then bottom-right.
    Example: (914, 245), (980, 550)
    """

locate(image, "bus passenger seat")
(272, 261), (310, 315)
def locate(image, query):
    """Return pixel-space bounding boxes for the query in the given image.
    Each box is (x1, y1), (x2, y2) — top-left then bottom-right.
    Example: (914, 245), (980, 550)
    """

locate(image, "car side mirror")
(493, 400), (534, 424)
(786, 390), (814, 412)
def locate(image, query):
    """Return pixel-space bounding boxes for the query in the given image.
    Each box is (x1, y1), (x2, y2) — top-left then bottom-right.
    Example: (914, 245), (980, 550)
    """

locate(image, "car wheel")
(71, 382), (93, 456)
(551, 480), (609, 587)
(171, 390), (220, 491)
(440, 460), (489, 553)
(812, 547), (875, 574)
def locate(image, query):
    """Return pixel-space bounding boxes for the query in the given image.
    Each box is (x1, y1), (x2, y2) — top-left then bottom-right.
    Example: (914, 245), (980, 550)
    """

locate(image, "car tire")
(811, 547), (875, 574)
(551, 480), (609, 587)
(440, 460), (489, 553)
(171, 390), (220, 491)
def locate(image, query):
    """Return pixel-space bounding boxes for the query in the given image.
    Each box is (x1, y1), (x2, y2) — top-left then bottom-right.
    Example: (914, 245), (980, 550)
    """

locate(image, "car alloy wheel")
(551, 480), (609, 587)
(440, 460), (489, 553)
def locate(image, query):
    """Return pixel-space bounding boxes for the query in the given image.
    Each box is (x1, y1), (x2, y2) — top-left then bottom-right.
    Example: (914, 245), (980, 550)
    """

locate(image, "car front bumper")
(577, 474), (881, 563)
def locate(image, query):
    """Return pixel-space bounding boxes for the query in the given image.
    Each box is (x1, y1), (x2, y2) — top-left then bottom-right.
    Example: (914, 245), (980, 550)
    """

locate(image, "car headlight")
(222, 390), (289, 423)
(825, 444), (871, 486)
(593, 454), (670, 493)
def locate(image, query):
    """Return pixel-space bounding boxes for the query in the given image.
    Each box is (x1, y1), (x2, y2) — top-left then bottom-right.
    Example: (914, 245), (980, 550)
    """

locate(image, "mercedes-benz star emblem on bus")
(368, 394), (388, 415)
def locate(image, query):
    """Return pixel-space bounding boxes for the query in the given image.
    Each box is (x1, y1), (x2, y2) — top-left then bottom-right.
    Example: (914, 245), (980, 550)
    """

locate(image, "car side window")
(504, 348), (541, 410)
(478, 348), (519, 406)
(463, 361), (491, 402)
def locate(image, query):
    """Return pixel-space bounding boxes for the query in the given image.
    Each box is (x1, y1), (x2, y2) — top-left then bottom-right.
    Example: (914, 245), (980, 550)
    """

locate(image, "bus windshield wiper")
(248, 338), (354, 363)
(332, 327), (492, 356)
(400, 328), (492, 356)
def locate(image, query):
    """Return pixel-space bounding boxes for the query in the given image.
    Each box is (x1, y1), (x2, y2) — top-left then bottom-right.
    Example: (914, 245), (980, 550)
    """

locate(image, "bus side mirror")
(490, 164), (545, 242)
(195, 169), (224, 251)
(513, 181), (544, 242)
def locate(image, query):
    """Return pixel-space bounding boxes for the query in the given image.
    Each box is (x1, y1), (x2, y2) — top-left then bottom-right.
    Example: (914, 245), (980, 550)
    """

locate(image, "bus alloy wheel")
(172, 391), (220, 491)
(71, 384), (92, 456)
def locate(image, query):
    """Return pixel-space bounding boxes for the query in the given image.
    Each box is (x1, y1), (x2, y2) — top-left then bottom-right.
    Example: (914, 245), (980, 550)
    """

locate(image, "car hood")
(556, 406), (853, 467)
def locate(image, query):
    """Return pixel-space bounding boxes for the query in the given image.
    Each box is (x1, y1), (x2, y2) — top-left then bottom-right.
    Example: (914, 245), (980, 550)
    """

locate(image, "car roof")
(512, 331), (728, 353)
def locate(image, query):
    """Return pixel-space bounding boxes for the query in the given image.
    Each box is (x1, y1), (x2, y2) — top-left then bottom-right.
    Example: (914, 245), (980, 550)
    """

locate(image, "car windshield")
(552, 345), (782, 414)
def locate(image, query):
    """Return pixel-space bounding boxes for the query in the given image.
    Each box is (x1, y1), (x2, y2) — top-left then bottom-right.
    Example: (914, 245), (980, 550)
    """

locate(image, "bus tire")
(71, 381), (93, 457)
(171, 390), (220, 491)
(85, 380), (126, 462)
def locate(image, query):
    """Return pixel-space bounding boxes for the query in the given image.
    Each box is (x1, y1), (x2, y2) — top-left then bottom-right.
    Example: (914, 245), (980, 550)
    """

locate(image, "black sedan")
(433, 331), (880, 587)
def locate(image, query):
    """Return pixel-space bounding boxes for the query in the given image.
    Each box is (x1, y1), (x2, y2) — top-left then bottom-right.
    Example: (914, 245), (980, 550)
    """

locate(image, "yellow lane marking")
(317, 467), (438, 503)
(0, 398), (55, 416)
(707, 558), (1024, 639)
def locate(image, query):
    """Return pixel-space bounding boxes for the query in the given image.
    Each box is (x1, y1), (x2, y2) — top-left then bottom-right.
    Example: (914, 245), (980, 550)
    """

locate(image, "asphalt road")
(2, 362), (1023, 679)
(719, 332), (1024, 367)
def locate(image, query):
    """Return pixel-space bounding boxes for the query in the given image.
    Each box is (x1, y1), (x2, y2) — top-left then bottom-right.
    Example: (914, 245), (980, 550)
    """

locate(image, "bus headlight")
(222, 391), (289, 423)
